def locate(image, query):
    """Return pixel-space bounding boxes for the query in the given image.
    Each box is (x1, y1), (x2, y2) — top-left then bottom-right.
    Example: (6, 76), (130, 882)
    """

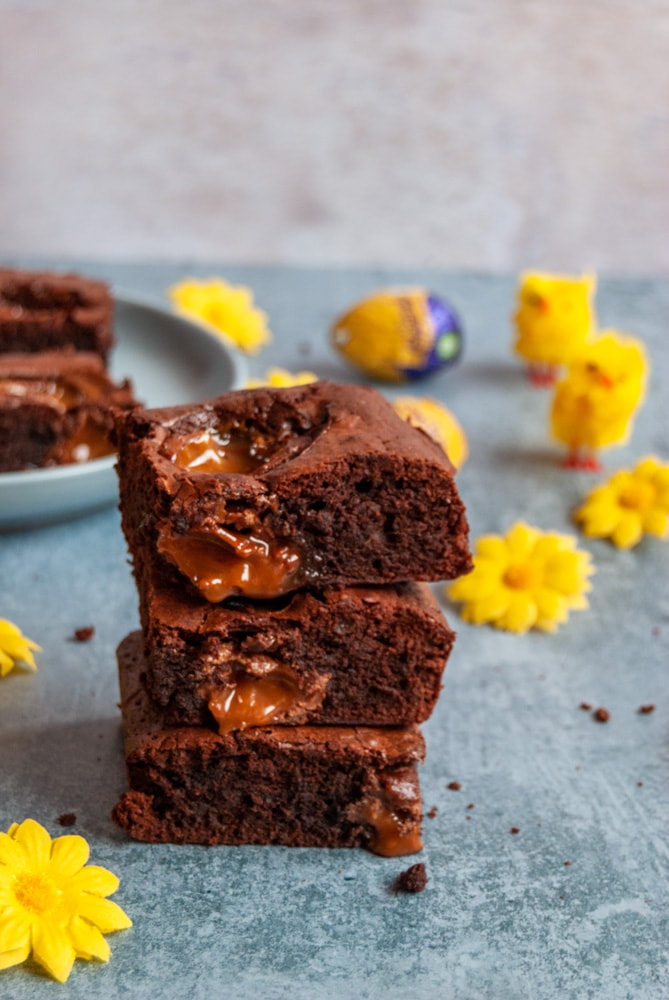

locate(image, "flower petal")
(0, 831), (27, 869)
(0, 909), (31, 954)
(612, 512), (643, 549)
(463, 589), (511, 625)
(476, 536), (508, 562)
(505, 523), (538, 559)
(69, 916), (110, 962)
(76, 895), (132, 933)
(0, 939), (31, 971)
(69, 865), (120, 898)
(642, 509), (668, 538)
(48, 835), (89, 879)
(32, 920), (76, 983)
(12, 820), (51, 869)
(498, 592), (537, 634)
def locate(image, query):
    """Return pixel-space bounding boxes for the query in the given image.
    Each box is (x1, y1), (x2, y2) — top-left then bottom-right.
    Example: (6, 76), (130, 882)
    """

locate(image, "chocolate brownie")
(133, 559), (454, 727)
(0, 268), (114, 360)
(0, 350), (135, 471)
(115, 382), (471, 601)
(112, 632), (425, 856)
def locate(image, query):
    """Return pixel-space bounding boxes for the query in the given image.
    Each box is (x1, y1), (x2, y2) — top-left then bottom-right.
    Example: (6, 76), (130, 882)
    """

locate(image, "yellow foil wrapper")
(331, 288), (462, 383)
(393, 396), (468, 470)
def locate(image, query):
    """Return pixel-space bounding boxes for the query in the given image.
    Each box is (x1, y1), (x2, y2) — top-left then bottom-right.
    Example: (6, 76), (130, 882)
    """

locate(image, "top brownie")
(116, 381), (471, 600)
(0, 268), (114, 361)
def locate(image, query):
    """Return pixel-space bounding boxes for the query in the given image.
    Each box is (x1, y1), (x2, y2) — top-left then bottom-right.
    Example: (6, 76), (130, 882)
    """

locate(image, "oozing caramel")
(158, 525), (302, 602)
(57, 418), (115, 463)
(0, 376), (82, 411)
(355, 796), (423, 857)
(209, 669), (303, 735)
(164, 428), (275, 474)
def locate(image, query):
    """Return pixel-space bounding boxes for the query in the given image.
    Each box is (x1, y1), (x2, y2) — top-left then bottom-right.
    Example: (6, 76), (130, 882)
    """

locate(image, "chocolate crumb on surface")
(466, 803), (475, 810)
(72, 626), (95, 642)
(57, 812), (76, 827)
(637, 781), (644, 787)
(638, 704), (656, 714)
(510, 827), (520, 834)
(593, 707), (610, 723)
(447, 781), (461, 791)
(427, 806), (438, 819)
(564, 860), (572, 867)
(579, 702), (592, 711)
(393, 863), (428, 894)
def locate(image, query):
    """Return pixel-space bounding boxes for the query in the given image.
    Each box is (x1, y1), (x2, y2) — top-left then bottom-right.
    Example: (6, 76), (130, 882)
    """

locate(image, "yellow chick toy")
(513, 272), (597, 386)
(550, 330), (648, 470)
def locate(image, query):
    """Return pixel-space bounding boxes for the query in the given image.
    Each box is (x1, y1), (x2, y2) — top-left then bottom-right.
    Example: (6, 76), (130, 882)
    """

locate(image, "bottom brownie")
(113, 632), (425, 856)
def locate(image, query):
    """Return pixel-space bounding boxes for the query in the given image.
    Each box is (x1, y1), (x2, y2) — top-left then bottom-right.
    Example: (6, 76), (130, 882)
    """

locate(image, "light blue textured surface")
(1, 264), (667, 999)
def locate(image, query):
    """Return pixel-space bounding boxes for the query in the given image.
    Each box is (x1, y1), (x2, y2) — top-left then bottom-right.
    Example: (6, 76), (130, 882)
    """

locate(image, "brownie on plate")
(0, 350), (135, 471)
(0, 267), (114, 360)
(115, 381), (471, 602)
(132, 556), (455, 728)
(112, 632), (425, 856)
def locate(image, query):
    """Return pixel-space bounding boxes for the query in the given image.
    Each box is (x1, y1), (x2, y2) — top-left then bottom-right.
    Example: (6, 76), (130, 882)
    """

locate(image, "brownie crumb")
(427, 806), (438, 819)
(510, 827), (520, 835)
(638, 704), (656, 715)
(593, 707), (610, 723)
(579, 702), (592, 711)
(466, 803), (475, 810)
(465, 815), (471, 821)
(57, 812), (76, 827)
(72, 626), (95, 642)
(447, 781), (461, 791)
(564, 860), (572, 867)
(637, 781), (644, 787)
(393, 863), (428, 894)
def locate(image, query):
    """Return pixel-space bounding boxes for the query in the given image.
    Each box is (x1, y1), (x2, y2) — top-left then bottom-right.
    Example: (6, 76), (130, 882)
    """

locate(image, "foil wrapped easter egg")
(331, 288), (463, 383)
(393, 396), (468, 470)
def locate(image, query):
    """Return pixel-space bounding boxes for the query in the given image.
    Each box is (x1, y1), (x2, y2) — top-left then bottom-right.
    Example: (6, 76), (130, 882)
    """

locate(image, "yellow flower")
(168, 278), (271, 354)
(392, 396), (468, 470)
(0, 819), (132, 983)
(0, 620), (40, 678)
(573, 455), (669, 549)
(246, 367), (318, 389)
(447, 522), (594, 634)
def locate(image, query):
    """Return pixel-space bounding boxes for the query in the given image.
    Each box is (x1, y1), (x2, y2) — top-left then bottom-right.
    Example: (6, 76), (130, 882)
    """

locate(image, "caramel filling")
(163, 428), (275, 474)
(0, 377), (81, 411)
(158, 525), (302, 602)
(355, 797), (423, 858)
(57, 418), (115, 463)
(209, 669), (305, 735)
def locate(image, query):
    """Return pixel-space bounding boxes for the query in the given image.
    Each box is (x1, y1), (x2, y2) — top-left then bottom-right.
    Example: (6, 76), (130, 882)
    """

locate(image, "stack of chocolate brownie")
(112, 381), (471, 855)
(0, 268), (134, 471)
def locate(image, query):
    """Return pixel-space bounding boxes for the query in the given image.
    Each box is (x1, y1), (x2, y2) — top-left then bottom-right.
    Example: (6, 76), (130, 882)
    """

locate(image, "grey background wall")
(1, 0), (667, 274)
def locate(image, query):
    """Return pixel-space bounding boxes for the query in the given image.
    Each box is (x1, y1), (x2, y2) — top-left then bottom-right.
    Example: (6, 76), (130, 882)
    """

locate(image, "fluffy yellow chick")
(551, 330), (648, 470)
(513, 272), (597, 386)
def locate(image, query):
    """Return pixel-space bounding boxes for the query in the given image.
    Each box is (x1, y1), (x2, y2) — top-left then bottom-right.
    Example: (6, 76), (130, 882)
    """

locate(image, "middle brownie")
(135, 559), (455, 730)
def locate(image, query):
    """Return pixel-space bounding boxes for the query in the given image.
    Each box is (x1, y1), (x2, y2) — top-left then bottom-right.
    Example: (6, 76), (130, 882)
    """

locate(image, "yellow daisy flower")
(447, 522), (594, 634)
(0, 818), (132, 983)
(0, 620), (41, 678)
(573, 456), (669, 549)
(392, 396), (468, 470)
(246, 367), (318, 389)
(168, 278), (271, 354)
